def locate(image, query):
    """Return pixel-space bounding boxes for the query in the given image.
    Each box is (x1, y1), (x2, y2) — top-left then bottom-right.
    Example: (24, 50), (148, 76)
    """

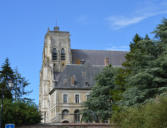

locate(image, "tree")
(3, 100), (42, 126)
(0, 58), (31, 101)
(123, 34), (157, 75)
(0, 58), (14, 99)
(120, 19), (167, 106)
(12, 69), (31, 101)
(153, 18), (167, 43)
(0, 58), (41, 127)
(111, 95), (167, 128)
(82, 65), (118, 122)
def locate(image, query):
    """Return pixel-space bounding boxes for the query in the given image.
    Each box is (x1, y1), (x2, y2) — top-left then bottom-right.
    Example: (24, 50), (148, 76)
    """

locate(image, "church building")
(39, 26), (127, 123)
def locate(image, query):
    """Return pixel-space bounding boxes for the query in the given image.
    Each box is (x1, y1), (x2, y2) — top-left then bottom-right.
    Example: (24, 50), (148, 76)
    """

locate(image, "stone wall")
(18, 123), (116, 128)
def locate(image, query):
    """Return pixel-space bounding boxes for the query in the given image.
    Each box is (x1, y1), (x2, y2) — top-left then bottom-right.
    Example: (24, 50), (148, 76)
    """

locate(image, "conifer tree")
(153, 18), (167, 43)
(82, 65), (118, 122)
(0, 58), (14, 99)
(0, 59), (41, 126)
(121, 19), (167, 106)
(0, 58), (31, 101)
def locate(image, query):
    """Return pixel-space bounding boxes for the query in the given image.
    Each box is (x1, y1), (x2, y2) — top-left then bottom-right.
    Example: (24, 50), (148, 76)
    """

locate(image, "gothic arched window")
(52, 48), (57, 60)
(61, 48), (65, 60)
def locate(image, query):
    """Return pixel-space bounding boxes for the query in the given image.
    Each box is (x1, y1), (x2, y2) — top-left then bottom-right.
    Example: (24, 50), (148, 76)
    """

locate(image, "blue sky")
(0, 0), (167, 104)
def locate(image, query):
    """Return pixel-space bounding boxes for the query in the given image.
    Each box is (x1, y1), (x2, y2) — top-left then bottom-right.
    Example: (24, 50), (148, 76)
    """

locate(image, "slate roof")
(49, 49), (128, 94)
(71, 49), (127, 66)
(52, 64), (104, 91)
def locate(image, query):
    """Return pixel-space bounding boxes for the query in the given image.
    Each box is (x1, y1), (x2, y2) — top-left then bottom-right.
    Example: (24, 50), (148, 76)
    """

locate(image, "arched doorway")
(74, 109), (80, 123)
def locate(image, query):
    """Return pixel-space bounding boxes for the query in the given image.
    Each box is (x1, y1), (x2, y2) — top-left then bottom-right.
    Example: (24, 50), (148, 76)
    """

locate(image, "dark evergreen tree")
(0, 58), (14, 99)
(144, 34), (150, 40)
(12, 69), (31, 101)
(0, 58), (31, 101)
(0, 59), (41, 127)
(121, 19), (167, 106)
(82, 65), (119, 122)
(122, 33), (143, 74)
(153, 18), (167, 43)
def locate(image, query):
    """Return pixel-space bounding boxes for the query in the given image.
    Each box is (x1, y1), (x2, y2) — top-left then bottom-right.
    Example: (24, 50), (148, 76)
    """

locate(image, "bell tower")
(46, 26), (72, 72)
(39, 26), (72, 123)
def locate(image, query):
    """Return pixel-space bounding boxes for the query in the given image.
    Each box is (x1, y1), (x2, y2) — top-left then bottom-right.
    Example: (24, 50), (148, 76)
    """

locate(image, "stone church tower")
(39, 26), (72, 122)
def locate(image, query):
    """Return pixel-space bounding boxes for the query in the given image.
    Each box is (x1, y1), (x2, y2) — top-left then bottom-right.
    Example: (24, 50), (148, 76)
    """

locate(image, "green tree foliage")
(82, 18), (167, 123)
(3, 100), (41, 126)
(0, 58), (31, 101)
(154, 18), (167, 43)
(0, 59), (41, 127)
(82, 65), (117, 122)
(120, 19), (167, 106)
(12, 69), (31, 101)
(0, 59), (14, 99)
(123, 34), (157, 74)
(111, 95), (167, 128)
(122, 33), (143, 72)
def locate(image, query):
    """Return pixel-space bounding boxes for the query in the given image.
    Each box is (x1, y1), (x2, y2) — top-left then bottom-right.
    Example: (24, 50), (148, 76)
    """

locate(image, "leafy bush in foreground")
(111, 95), (167, 128)
(2, 100), (42, 127)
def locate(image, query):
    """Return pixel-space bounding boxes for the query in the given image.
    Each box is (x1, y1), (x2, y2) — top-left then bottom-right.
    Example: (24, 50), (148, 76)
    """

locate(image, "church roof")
(50, 64), (104, 92)
(49, 49), (128, 94)
(71, 49), (127, 66)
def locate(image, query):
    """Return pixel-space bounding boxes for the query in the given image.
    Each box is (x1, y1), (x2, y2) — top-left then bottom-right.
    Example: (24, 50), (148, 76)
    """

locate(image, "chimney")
(104, 57), (109, 66)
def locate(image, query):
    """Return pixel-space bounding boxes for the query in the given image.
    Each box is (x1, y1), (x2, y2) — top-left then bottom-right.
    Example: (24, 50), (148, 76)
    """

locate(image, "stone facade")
(39, 27), (127, 123)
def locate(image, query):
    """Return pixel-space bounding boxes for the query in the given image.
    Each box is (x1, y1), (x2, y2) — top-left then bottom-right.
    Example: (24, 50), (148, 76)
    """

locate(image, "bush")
(2, 100), (42, 127)
(111, 96), (167, 128)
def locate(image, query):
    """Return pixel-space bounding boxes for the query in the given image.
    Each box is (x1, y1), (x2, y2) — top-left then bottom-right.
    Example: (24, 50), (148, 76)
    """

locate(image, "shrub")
(2, 100), (42, 127)
(111, 96), (167, 128)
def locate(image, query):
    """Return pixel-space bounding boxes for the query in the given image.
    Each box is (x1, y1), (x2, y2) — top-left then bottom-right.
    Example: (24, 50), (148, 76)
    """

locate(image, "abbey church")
(39, 26), (127, 123)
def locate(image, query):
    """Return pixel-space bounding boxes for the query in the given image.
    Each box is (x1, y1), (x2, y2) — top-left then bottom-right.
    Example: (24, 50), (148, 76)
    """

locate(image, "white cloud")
(107, 16), (147, 30)
(106, 1), (167, 30)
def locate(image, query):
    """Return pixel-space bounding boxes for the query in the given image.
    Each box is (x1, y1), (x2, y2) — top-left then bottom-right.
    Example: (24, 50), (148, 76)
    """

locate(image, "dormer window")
(61, 48), (65, 60)
(52, 48), (57, 60)
(85, 82), (89, 87)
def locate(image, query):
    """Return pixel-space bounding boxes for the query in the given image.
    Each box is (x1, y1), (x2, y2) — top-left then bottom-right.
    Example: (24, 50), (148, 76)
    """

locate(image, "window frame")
(62, 109), (69, 119)
(61, 48), (65, 60)
(52, 48), (57, 60)
(63, 94), (68, 104)
(75, 94), (80, 104)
